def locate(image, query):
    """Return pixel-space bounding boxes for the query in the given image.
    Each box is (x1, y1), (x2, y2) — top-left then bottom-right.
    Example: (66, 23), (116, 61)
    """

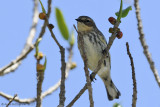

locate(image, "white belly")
(78, 34), (110, 78)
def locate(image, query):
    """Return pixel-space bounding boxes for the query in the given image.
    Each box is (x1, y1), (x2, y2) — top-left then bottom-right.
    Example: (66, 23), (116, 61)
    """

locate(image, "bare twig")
(0, 46), (73, 104)
(69, 22), (120, 106)
(45, 14), (66, 106)
(66, 85), (87, 107)
(6, 94), (17, 107)
(0, 0), (52, 76)
(36, 71), (44, 107)
(134, 0), (160, 87)
(0, 91), (35, 103)
(126, 42), (137, 107)
(77, 27), (94, 106)
(58, 47), (66, 107)
(0, 0), (39, 76)
(42, 45), (73, 99)
(91, 21), (120, 78)
(0, 60), (72, 104)
(35, 0), (52, 42)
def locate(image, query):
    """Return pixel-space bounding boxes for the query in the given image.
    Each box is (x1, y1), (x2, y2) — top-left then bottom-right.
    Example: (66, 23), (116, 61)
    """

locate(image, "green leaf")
(55, 7), (69, 40)
(39, 0), (46, 14)
(35, 38), (42, 57)
(69, 30), (75, 46)
(117, 0), (123, 22)
(113, 103), (122, 107)
(115, 6), (132, 18)
(43, 56), (47, 72)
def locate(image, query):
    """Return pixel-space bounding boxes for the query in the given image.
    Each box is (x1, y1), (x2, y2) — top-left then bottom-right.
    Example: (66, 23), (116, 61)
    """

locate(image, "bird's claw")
(90, 73), (97, 82)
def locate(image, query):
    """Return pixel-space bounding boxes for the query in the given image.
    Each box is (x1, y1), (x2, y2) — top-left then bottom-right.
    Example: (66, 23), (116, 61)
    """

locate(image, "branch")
(0, 0), (52, 76)
(6, 94), (17, 107)
(126, 42), (137, 107)
(0, 65), (71, 104)
(42, 45), (73, 99)
(91, 21), (120, 78)
(76, 27), (94, 106)
(66, 84), (87, 107)
(0, 46), (73, 103)
(0, 38), (73, 104)
(134, 0), (160, 87)
(0, 0), (39, 76)
(35, 55), (45, 107)
(44, 13), (66, 106)
(36, 71), (44, 107)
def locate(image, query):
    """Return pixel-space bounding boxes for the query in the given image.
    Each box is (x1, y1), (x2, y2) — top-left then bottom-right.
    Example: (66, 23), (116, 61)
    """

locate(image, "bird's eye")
(86, 20), (90, 22)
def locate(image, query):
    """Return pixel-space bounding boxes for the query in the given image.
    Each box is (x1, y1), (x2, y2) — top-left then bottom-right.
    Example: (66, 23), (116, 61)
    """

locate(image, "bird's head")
(76, 16), (96, 32)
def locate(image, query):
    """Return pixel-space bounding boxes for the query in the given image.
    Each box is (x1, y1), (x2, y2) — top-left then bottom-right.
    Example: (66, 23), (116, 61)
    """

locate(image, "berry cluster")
(108, 17), (123, 39)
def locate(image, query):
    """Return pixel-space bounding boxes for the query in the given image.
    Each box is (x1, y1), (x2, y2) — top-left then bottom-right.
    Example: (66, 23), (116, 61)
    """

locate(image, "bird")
(76, 16), (121, 100)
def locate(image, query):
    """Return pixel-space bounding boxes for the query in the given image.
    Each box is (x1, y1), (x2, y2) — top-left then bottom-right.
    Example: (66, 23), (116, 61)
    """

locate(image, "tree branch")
(0, 0), (52, 76)
(66, 84), (87, 107)
(36, 71), (44, 107)
(126, 42), (137, 107)
(6, 94), (17, 107)
(44, 14), (66, 106)
(0, 0), (39, 76)
(76, 28), (94, 106)
(0, 46), (73, 104)
(134, 0), (160, 87)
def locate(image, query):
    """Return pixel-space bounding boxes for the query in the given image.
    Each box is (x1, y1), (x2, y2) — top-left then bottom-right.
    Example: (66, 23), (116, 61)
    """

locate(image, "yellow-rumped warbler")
(76, 16), (120, 100)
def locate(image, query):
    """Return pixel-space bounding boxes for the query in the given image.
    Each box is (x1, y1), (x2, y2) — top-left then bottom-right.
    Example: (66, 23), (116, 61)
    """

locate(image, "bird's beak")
(75, 18), (81, 22)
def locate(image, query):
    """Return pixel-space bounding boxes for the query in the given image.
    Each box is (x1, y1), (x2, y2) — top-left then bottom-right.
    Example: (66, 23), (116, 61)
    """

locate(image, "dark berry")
(116, 31), (123, 39)
(108, 17), (116, 25)
(48, 24), (54, 29)
(109, 27), (114, 33)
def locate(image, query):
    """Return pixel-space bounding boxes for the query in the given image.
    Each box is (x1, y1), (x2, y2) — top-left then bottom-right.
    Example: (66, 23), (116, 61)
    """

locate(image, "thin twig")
(42, 45), (73, 100)
(134, 0), (160, 87)
(91, 21), (120, 78)
(36, 71), (44, 107)
(45, 14), (66, 107)
(77, 27), (94, 106)
(6, 94), (17, 107)
(0, 0), (39, 76)
(0, 43), (73, 105)
(0, 91), (35, 103)
(35, 54), (44, 107)
(0, 50), (72, 104)
(69, 22), (120, 106)
(126, 42), (137, 107)
(66, 84), (87, 107)
(0, 0), (52, 76)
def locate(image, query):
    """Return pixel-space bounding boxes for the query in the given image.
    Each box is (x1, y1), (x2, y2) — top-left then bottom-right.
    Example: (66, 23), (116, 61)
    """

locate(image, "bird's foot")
(90, 72), (97, 82)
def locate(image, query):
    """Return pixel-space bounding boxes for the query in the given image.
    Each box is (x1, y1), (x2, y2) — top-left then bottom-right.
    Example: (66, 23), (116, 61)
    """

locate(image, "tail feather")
(103, 79), (121, 101)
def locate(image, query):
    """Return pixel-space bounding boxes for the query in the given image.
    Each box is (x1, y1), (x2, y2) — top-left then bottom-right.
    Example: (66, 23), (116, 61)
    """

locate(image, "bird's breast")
(78, 32), (106, 71)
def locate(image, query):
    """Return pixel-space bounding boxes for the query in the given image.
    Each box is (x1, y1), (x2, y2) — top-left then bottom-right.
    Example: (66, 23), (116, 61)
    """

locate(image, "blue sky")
(0, 0), (160, 107)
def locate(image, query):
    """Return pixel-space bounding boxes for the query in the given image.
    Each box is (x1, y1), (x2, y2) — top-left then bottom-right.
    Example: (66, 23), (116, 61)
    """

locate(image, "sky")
(0, 0), (160, 107)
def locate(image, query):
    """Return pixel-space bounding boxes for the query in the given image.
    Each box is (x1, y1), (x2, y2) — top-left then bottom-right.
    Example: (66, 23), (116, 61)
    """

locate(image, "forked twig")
(6, 94), (17, 107)
(0, 45), (73, 104)
(0, 0), (39, 76)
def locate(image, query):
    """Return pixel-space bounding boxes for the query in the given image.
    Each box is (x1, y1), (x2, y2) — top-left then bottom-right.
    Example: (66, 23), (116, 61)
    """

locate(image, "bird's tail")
(103, 79), (121, 101)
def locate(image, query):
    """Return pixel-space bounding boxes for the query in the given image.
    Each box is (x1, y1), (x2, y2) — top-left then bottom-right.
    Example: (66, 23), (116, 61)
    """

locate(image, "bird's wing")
(96, 29), (108, 46)
(96, 29), (111, 69)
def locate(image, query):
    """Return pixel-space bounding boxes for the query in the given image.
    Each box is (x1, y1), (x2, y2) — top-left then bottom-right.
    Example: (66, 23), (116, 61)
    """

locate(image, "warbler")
(76, 16), (121, 100)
